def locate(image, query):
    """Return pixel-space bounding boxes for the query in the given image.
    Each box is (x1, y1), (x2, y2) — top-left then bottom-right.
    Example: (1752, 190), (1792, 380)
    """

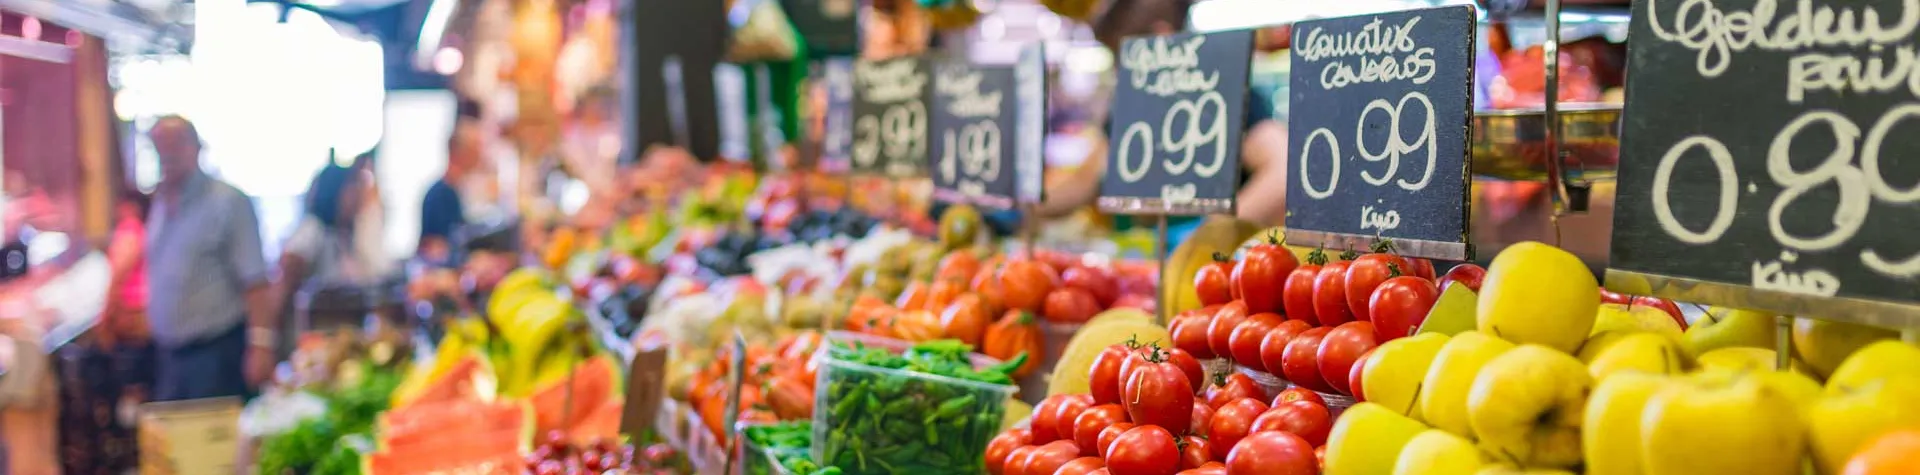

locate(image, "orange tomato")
(926, 279), (966, 312)
(972, 263), (1008, 315)
(1001, 259), (1062, 312)
(896, 281), (930, 310)
(764, 377), (815, 420)
(893, 309), (944, 341)
(1846, 430), (1920, 475)
(983, 310), (1043, 377)
(940, 294), (992, 346)
(937, 250), (984, 282)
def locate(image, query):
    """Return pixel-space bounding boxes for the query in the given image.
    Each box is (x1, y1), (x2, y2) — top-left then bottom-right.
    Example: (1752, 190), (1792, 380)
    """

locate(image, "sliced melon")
(363, 431), (526, 475)
(528, 355), (623, 436)
(1084, 308), (1153, 328)
(565, 399), (625, 445)
(1046, 321), (1172, 397)
(379, 400), (530, 451)
(392, 355), (498, 409)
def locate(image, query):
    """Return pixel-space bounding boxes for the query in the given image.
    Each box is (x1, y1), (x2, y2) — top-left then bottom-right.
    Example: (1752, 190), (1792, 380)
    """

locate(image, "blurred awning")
(0, 0), (179, 47)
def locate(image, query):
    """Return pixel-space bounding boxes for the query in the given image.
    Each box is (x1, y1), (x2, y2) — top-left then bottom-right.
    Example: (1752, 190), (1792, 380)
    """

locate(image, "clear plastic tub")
(813, 333), (1020, 475)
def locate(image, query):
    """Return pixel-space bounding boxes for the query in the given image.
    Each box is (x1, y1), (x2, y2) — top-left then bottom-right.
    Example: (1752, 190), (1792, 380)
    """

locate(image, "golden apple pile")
(1323, 241), (1920, 475)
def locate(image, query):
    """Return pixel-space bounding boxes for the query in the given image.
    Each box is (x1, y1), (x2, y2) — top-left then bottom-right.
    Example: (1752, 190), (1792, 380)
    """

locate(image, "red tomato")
(1052, 395), (1095, 444)
(1106, 425), (1181, 475)
(1090, 344), (1137, 405)
(1179, 436), (1211, 469)
(1031, 395), (1070, 442)
(1207, 398), (1270, 460)
(1312, 262), (1355, 326)
(1112, 294), (1156, 313)
(1370, 276), (1439, 340)
(1171, 309), (1219, 359)
(1344, 253), (1410, 322)
(1232, 237), (1299, 314)
(1023, 440), (1082, 475)
(1098, 422), (1137, 459)
(1226, 431), (1317, 475)
(1002, 260), (1061, 313)
(1407, 258), (1437, 281)
(1044, 287), (1103, 323)
(1190, 402), (1214, 436)
(1175, 466), (1227, 475)
(1005, 446), (1037, 475)
(1194, 255), (1235, 307)
(1056, 457), (1107, 475)
(1251, 400), (1334, 447)
(1090, 470), (1113, 475)
(1228, 313), (1286, 367)
(1258, 320), (1313, 377)
(985, 429), (1032, 475)
(1121, 350), (1196, 431)
(1348, 348), (1373, 402)
(1072, 404), (1129, 456)
(1436, 264), (1486, 294)
(1164, 348), (1206, 394)
(1205, 373), (1264, 409)
(1629, 296), (1689, 330)
(1280, 264), (1322, 326)
(1063, 266), (1120, 307)
(1206, 302), (1251, 359)
(1316, 321), (1379, 396)
(1272, 387), (1326, 408)
(1280, 327), (1335, 393)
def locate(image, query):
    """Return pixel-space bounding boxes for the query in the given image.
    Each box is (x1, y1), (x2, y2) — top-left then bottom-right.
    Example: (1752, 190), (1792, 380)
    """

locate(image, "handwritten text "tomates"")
(1296, 17), (1437, 90)
(1123, 36), (1220, 98)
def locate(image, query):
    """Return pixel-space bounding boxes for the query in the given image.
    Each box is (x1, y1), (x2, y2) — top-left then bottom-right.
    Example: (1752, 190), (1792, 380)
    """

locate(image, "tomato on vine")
(1195, 252), (1235, 307)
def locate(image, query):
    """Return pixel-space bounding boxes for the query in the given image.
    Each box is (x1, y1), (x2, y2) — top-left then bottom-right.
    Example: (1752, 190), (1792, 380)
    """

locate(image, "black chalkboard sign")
(929, 59), (1019, 209)
(1015, 45), (1048, 205)
(1608, 0), (1920, 320)
(781, 0), (859, 57)
(1098, 30), (1255, 216)
(819, 59), (855, 173)
(1282, 5), (1476, 261)
(851, 57), (931, 178)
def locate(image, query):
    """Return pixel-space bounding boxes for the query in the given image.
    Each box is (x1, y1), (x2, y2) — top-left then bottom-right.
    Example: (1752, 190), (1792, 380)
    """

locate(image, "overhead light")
(303, 0), (344, 7)
(433, 46), (463, 75)
(21, 16), (40, 41)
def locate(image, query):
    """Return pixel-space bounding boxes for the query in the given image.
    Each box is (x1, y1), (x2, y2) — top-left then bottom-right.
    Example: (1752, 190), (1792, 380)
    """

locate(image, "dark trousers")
(154, 324), (249, 402)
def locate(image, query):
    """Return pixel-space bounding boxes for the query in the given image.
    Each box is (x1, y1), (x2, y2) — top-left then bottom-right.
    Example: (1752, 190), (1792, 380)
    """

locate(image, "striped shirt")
(145, 171), (269, 346)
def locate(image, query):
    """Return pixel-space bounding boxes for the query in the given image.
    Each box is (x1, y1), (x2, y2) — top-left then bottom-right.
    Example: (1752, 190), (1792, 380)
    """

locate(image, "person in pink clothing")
(103, 193), (150, 346)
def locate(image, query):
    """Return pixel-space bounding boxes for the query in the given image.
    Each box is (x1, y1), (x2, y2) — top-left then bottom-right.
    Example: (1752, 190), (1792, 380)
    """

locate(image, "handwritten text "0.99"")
(1298, 91), (1438, 199)
(1651, 106), (1920, 297)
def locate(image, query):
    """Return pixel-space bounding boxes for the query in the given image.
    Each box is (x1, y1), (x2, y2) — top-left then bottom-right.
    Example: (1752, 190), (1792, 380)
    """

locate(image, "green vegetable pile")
(817, 339), (1025, 475)
(256, 363), (402, 475)
(743, 421), (839, 475)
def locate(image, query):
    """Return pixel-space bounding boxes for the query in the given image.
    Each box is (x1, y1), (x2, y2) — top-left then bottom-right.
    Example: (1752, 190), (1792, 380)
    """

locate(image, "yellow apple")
(1695, 347), (1782, 373)
(1364, 333), (1451, 420)
(1590, 303), (1684, 339)
(1792, 318), (1897, 379)
(1641, 372), (1806, 475)
(1825, 340), (1920, 392)
(1466, 345), (1589, 469)
(1393, 430), (1485, 475)
(1584, 332), (1688, 381)
(1807, 377), (1920, 474)
(1682, 306), (1777, 358)
(1473, 465), (1576, 475)
(1420, 331), (1515, 440)
(1476, 242), (1599, 353)
(1754, 370), (1822, 410)
(1583, 372), (1671, 475)
(1327, 402), (1431, 475)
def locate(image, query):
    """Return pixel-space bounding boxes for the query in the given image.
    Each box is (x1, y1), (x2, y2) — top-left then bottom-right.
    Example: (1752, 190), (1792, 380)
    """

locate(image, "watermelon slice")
(379, 401), (531, 452)
(395, 356), (498, 409)
(527, 355), (622, 436)
(565, 399), (625, 444)
(362, 431), (526, 475)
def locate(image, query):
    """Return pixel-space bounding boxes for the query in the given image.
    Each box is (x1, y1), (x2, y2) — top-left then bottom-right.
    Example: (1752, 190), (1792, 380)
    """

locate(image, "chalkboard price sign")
(1098, 30), (1256, 216)
(818, 58), (855, 173)
(1283, 5), (1476, 261)
(1609, 0), (1920, 322)
(851, 57), (931, 178)
(929, 59), (1018, 209)
(1016, 45), (1048, 205)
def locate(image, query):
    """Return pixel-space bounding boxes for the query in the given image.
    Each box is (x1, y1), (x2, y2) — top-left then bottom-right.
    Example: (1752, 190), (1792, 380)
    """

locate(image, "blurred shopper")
(419, 121), (483, 262)
(144, 115), (274, 400)
(274, 161), (386, 306)
(52, 189), (154, 475)
(102, 191), (151, 346)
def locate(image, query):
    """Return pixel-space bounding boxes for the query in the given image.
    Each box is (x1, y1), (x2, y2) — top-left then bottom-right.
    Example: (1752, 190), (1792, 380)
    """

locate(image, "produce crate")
(137, 397), (243, 475)
(813, 333), (1018, 475)
(1235, 364), (1288, 400)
